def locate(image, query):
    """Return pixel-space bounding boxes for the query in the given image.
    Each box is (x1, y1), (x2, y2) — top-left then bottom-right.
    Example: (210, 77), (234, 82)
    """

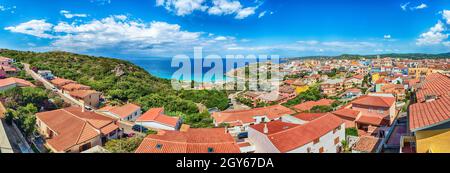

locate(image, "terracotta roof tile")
(293, 113), (327, 121)
(135, 128), (240, 153)
(136, 108), (179, 127)
(98, 103), (141, 119)
(36, 107), (117, 152)
(211, 105), (295, 124)
(250, 113), (344, 152)
(352, 136), (381, 153)
(292, 99), (335, 112)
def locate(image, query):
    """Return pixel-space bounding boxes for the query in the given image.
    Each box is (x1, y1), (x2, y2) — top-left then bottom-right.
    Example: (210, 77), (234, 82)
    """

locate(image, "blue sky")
(0, 0), (449, 58)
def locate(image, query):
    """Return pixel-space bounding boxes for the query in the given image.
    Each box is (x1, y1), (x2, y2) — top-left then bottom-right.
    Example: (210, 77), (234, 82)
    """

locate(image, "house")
(380, 84), (406, 101)
(211, 105), (295, 135)
(320, 78), (344, 96)
(35, 106), (119, 153)
(292, 99), (335, 112)
(247, 113), (345, 153)
(37, 70), (54, 80)
(0, 77), (35, 91)
(0, 65), (17, 75)
(336, 95), (396, 135)
(0, 56), (13, 66)
(97, 103), (142, 121)
(345, 74), (364, 88)
(50, 78), (76, 88)
(135, 128), (240, 153)
(135, 108), (181, 131)
(69, 90), (102, 108)
(403, 73), (450, 153)
(340, 88), (362, 99)
(61, 83), (91, 92)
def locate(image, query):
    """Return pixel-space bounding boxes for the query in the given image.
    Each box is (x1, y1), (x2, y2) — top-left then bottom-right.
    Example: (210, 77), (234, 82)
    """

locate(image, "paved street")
(23, 63), (85, 108)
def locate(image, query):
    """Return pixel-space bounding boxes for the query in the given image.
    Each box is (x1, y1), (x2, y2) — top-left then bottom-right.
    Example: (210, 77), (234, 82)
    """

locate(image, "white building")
(135, 107), (181, 131)
(97, 103), (142, 121)
(248, 113), (345, 153)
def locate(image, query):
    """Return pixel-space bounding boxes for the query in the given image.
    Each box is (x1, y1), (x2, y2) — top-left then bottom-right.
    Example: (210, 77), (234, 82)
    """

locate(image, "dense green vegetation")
(282, 84), (324, 107)
(310, 105), (333, 113)
(104, 137), (143, 153)
(345, 127), (358, 137)
(1, 87), (54, 136)
(0, 49), (230, 127)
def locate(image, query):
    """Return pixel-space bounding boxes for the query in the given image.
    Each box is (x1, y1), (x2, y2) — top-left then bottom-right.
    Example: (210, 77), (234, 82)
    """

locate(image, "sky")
(0, 0), (449, 58)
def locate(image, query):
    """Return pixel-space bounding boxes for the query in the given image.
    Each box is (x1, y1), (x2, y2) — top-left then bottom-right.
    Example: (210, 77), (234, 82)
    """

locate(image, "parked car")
(132, 125), (148, 133)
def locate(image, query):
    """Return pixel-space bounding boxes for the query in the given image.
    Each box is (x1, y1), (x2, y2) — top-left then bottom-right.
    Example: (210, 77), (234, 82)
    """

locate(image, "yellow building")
(408, 68), (432, 79)
(371, 73), (380, 84)
(415, 129), (450, 153)
(295, 85), (309, 94)
(402, 73), (450, 153)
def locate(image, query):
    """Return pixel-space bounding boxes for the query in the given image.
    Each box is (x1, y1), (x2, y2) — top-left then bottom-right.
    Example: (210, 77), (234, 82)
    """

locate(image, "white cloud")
(157, 0), (259, 19)
(60, 10), (88, 19)
(258, 11), (266, 18)
(443, 10), (450, 24)
(384, 34), (391, 39)
(235, 7), (256, 19)
(0, 4), (16, 13)
(443, 41), (450, 47)
(156, 0), (208, 16)
(411, 3), (427, 10)
(416, 21), (449, 45)
(4, 20), (54, 38)
(400, 2), (410, 11)
(215, 36), (228, 41)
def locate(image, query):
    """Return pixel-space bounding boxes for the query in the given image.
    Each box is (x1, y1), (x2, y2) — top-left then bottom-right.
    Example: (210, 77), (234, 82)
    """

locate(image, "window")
(334, 137), (340, 145)
(319, 147), (324, 153)
(313, 138), (320, 144)
(207, 147), (214, 153)
(156, 144), (163, 150)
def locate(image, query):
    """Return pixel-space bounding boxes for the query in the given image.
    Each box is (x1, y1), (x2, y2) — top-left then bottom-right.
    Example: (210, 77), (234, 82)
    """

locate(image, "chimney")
(263, 123), (269, 134)
(82, 103), (85, 112)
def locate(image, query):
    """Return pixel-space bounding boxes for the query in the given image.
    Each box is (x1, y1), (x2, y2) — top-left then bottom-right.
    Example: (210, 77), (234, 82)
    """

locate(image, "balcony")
(400, 136), (416, 153)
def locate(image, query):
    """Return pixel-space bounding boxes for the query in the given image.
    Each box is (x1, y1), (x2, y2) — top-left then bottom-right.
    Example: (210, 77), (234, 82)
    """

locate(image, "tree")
(310, 105), (333, 113)
(345, 127), (358, 137)
(104, 137), (143, 153)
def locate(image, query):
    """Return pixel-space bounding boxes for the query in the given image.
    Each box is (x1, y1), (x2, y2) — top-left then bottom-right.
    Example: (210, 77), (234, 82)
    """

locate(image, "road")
(23, 63), (85, 108)
(227, 89), (251, 111)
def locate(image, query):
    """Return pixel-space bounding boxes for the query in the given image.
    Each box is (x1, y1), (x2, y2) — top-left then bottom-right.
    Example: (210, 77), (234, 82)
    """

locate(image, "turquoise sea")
(126, 57), (285, 82)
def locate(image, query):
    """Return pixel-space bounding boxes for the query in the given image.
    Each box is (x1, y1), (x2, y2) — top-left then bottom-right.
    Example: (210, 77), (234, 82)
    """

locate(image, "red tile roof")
(293, 113), (326, 121)
(409, 73), (450, 131)
(69, 90), (100, 98)
(61, 83), (91, 91)
(98, 103), (141, 119)
(50, 78), (75, 87)
(332, 108), (361, 120)
(355, 115), (388, 127)
(250, 113), (344, 152)
(292, 99), (335, 112)
(416, 73), (450, 102)
(211, 105), (295, 125)
(36, 107), (117, 152)
(135, 128), (240, 153)
(352, 136), (381, 153)
(136, 108), (179, 127)
(0, 77), (35, 88)
(351, 95), (395, 108)
(409, 94), (450, 131)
